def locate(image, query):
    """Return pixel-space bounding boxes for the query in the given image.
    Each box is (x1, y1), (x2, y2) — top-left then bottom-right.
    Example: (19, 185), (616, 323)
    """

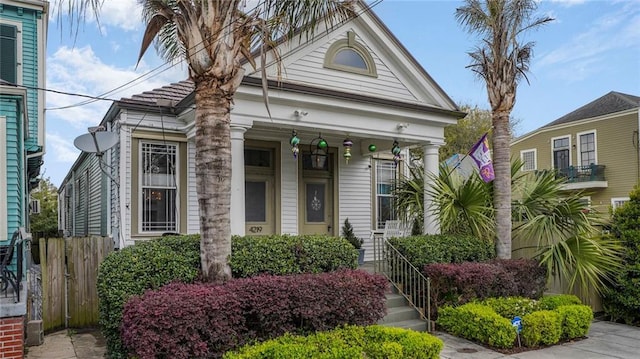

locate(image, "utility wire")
(24, 0), (384, 111)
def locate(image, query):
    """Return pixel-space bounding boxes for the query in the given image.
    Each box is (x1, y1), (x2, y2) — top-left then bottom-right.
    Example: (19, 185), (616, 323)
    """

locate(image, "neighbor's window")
(140, 142), (177, 232)
(578, 131), (596, 166)
(611, 197), (630, 210)
(0, 23), (19, 83)
(375, 160), (397, 229)
(552, 136), (570, 172)
(520, 149), (537, 171)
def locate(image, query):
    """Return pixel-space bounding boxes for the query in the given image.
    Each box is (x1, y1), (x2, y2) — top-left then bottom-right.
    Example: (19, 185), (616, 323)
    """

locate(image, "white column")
(230, 126), (247, 236)
(423, 144), (440, 234)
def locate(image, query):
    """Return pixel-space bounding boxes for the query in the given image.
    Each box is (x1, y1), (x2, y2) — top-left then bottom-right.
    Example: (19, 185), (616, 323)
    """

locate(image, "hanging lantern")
(368, 144), (377, 152)
(310, 134), (328, 169)
(289, 130), (300, 159)
(342, 138), (353, 164)
(391, 140), (401, 166)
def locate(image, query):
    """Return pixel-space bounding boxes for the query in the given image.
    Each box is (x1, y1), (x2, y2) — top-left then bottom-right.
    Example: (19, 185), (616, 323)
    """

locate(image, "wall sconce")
(310, 134), (328, 169)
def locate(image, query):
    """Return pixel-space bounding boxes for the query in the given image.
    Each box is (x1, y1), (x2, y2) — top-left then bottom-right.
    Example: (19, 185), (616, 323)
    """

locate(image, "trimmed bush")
(424, 262), (516, 313)
(121, 270), (388, 358)
(97, 235), (201, 358)
(229, 234), (357, 277)
(481, 297), (539, 319)
(538, 294), (582, 310)
(556, 305), (593, 339)
(521, 310), (562, 347)
(223, 325), (444, 359)
(437, 303), (516, 348)
(388, 234), (495, 268)
(489, 259), (547, 299)
(122, 284), (245, 359)
(99, 234), (359, 358)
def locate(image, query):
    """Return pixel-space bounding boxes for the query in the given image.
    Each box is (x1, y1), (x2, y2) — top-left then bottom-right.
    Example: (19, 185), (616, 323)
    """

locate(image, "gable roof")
(118, 80), (194, 108)
(542, 91), (640, 128)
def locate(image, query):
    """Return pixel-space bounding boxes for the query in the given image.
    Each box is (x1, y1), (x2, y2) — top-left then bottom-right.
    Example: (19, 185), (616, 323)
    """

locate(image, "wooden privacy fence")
(39, 236), (114, 332)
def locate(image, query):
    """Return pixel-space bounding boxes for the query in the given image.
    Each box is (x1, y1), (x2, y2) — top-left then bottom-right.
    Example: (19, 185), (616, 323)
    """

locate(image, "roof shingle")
(543, 91), (640, 128)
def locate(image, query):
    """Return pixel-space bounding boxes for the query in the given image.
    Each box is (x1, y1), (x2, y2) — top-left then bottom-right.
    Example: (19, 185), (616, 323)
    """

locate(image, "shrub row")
(388, 234), (495, 267)
(229, 234), (358, 277)
(223, 325), (443, 359)
(481, 294), (582, 319)
(424, 259), (547, 315)
(98, 234), (358, 358)
(121, 270), (388, 359)
(437, 296), (593, 349)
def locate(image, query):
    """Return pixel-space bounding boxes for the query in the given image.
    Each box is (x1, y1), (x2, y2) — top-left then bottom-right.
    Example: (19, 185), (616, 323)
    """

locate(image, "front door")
(299, 150), (335, 235)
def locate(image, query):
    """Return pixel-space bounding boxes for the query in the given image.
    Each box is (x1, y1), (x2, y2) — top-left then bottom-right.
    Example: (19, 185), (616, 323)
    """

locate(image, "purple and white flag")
(469, 133), (495, 183)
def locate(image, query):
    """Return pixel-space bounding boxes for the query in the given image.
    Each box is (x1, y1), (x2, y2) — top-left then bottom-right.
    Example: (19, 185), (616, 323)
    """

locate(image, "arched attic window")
(324, 31), (377, 77)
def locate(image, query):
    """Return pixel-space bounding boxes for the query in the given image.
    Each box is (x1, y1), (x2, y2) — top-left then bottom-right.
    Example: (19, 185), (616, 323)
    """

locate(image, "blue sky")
(43, 0), (640, 186)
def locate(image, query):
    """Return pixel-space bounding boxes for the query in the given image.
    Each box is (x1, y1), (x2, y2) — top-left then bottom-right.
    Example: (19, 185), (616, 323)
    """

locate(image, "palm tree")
(394, 160), (622, 295)
(61, 0), (354, 282)
(455, 0), (552, 259)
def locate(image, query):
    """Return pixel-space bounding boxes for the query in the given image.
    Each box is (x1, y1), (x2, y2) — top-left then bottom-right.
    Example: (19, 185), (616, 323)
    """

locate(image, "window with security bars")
(521, 150), (536, 171)
(375, 160), (397, 229)
(141, 142), (177, 232)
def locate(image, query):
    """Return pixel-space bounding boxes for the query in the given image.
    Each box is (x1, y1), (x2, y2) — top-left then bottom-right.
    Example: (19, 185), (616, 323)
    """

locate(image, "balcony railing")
(1, 230), (25, 303)
(557, 164), (606, 183)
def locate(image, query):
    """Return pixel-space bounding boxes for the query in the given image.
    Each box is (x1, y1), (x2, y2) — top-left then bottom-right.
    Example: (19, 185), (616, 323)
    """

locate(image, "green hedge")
(98, 234), (358, 358)
(230, 234), (357, 277)
(223, 325), (443, 359)
(437, 303), (516, 348)
(439, 297), (593, 349)
(556, 305), (593, 339)
(388, 234), (495, 268)
(521, 310), (562, 347)
(97, 235), (201, 358)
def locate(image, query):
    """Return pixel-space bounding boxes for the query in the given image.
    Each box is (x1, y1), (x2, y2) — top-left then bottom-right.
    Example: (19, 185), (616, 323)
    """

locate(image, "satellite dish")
(74, 131), (119, 153)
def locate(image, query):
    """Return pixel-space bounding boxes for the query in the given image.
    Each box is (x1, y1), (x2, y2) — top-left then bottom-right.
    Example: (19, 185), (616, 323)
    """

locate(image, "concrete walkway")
(25, 320), (640, 359)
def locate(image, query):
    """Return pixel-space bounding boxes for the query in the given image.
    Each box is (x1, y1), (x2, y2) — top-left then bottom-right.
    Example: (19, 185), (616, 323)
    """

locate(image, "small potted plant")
(342, 218), (365, 265)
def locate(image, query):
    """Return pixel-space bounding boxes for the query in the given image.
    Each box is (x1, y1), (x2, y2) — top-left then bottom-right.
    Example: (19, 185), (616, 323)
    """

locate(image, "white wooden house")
(58, 2), (464, 261)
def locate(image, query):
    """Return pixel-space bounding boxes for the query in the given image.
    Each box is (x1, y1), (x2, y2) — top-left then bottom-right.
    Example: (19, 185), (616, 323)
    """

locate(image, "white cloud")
(46, 132), (81, 163)
(49, 0), (142, 32)
(547, 0), (587, 7)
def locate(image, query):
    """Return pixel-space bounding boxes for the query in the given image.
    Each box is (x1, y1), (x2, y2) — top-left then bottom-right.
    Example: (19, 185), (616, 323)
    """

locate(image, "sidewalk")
(25, 320), (640, 359)
(26, 328), (106, 359)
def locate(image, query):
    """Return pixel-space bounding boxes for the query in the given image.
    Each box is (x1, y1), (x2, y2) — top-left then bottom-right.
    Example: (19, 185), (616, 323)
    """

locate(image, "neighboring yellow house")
(511, 91), (640, 215)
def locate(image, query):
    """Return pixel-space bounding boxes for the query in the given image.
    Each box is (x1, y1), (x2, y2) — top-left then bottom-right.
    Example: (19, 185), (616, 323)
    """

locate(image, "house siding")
(1, 5), (41, 150)
(511, 111), (639, 213)
(337, 143), (374, 260)
(280, 31), (418, 103)
(280, 140), (298, 234)
(187, 139), (199, 234)
(1, 99), (25, 240)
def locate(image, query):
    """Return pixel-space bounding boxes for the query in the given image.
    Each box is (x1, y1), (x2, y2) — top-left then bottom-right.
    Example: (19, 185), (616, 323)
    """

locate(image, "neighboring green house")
(1, 0), (48, 354)
(511, 91), (640, 215)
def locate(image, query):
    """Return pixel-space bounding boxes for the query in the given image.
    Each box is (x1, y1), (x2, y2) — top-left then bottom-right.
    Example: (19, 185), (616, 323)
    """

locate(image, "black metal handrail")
(1, 230), (24, 302)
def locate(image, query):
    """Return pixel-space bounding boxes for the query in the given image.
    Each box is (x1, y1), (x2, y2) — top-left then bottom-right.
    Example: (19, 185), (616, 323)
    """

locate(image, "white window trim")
(138, 140), (180, 234)
(374, 159), (398, 230)
(550, 135), (572, 168)
(611, 197), (630, 210)
(520, 148), (537, 171)
(576, 130), (598, 167)
(0, 19), (23, 86)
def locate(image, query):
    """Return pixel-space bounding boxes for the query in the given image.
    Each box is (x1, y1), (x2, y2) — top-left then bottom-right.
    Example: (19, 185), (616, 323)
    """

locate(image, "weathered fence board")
(41, 238), (66, 332)
(67, 236), (114, 327)
(40, 236), (114, 331)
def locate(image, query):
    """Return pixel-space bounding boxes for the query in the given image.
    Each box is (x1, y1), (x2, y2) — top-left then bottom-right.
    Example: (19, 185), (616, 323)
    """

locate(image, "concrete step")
(378, 306), (422, 324)
(385, 293), (407, 308)
(381, 318), (428, 332)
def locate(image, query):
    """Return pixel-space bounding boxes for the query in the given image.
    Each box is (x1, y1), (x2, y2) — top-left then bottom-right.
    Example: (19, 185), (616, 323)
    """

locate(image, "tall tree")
(29, 178), (59, 238)
(455, 0), (552, 259)
(61, 0), (354, 282)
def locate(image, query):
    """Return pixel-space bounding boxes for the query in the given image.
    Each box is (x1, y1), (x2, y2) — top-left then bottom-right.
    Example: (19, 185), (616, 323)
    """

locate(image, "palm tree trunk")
(194, 80), (233, 282)
(493, 111), (512, 259)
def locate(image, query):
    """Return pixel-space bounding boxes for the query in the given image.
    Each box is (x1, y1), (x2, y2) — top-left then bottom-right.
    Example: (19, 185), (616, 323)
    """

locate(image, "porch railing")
(557, 164), (606, 183)
(373, 233), (432, 332)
